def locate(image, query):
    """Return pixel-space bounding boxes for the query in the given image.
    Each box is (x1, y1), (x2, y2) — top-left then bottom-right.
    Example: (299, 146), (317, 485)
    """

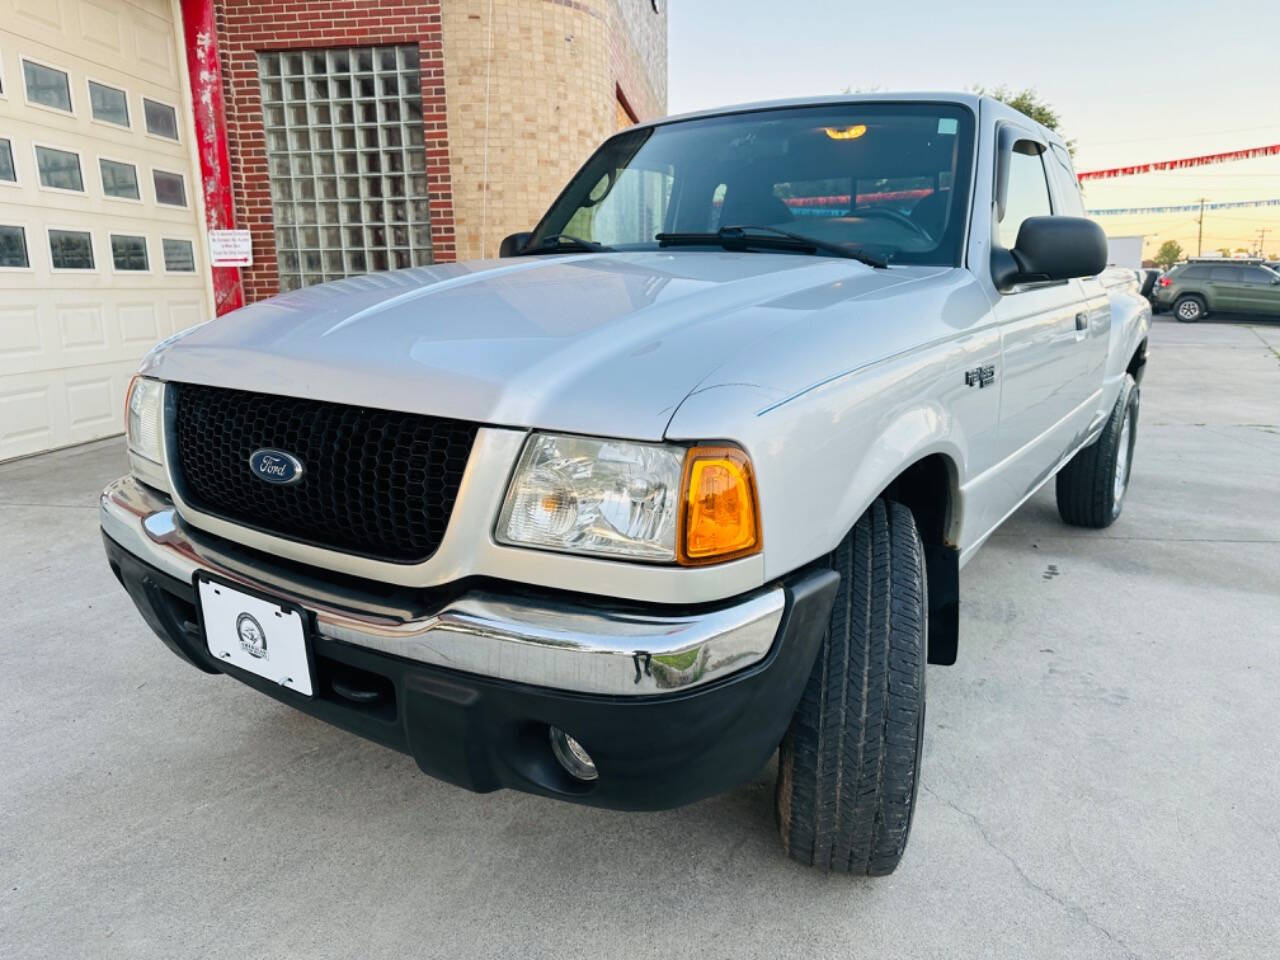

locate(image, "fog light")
(549, 726), (598, 781)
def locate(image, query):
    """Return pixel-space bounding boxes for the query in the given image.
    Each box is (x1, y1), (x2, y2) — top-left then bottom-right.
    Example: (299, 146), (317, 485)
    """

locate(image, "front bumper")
(102, 476), (838, 809)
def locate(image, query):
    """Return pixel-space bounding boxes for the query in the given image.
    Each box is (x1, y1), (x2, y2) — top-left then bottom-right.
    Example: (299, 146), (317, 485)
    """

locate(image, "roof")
(631, 92), (1066, 150)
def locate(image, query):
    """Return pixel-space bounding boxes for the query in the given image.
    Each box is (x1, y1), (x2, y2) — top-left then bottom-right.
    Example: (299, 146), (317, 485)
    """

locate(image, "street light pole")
(1196, 198), (1206, 256)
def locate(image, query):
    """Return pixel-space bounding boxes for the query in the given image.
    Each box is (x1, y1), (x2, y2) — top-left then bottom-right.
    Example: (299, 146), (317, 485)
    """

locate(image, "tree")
(1153, 240), (1184, 269)
(1218, 247), (1232, 257)
(974, 86), (1075, 154)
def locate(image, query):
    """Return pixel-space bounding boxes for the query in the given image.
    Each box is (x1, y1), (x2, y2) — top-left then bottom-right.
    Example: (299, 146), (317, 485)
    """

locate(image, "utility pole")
(1195, 198), (1207, 256)
(1257, 228), (1270, 258)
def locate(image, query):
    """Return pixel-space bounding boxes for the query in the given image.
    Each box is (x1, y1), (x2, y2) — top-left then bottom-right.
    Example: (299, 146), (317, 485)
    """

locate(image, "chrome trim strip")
(102, 476), (786, 696)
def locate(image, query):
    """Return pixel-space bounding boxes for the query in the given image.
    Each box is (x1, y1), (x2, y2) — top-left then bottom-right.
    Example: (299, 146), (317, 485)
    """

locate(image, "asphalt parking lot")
(2, 316), (1278, 960)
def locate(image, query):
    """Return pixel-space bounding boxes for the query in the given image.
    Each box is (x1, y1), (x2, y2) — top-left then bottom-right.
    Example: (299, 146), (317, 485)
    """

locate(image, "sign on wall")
(209, 230), (253, 268)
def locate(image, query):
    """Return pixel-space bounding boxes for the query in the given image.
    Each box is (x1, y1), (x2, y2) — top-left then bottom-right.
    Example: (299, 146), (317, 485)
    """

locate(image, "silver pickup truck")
(102, 93), (1150, 875)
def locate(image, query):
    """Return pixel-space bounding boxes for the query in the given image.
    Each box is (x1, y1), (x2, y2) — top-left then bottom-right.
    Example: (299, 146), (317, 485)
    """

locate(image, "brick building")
(0, 0), (667, 459)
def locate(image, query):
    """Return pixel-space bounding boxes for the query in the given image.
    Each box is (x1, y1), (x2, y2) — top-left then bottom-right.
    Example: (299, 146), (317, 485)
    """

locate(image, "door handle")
(1074, 311), (1088, 332)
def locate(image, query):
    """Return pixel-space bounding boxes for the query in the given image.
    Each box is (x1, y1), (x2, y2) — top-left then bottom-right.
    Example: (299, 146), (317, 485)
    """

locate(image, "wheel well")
(882, 454), (955, 548)
(1127, 337), (1148, 385)
(882, 454), (960, 666)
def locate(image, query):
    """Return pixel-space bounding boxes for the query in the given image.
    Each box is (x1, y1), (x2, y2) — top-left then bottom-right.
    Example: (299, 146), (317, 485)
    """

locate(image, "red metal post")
(181, 0), (244, 315)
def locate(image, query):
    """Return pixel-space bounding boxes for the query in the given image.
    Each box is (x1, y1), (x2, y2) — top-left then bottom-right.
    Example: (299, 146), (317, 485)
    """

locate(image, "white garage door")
(0, 0), (210, 461)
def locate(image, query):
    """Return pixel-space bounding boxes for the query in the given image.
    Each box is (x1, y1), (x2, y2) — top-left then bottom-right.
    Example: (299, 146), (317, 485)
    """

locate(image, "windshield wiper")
(655, 225), (888, 269)
(515, 233), (613, 255)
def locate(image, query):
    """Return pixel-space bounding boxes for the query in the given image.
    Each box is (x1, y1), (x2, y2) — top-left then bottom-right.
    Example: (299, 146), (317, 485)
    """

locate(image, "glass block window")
(0, 226), (29, 268)
(258, 44), (432, 291)
(100, 158), (140, 199)
(36, 145), (84, 191)
(0, 139), (15, 182)
(89, 81), (130, 127)
(24, 60), (72, 112)
(49, 229), (94, 270)
(153, 169), (187, 206)
(163, 238), (195, 272)
(111, 234), (149, 271)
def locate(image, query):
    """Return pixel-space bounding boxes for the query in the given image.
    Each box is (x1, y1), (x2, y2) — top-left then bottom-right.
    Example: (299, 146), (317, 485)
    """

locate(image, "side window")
(1180, 267), (1207, 281)
(1209, 266), (1240, 283)
(999, 146), (1052, 248)
(1244, 266), (1276, 284)
(1048, 145), (1085, 218)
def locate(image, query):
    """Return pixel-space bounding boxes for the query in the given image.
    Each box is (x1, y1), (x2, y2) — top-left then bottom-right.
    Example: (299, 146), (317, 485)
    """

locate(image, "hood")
(145, 252), (946, 440)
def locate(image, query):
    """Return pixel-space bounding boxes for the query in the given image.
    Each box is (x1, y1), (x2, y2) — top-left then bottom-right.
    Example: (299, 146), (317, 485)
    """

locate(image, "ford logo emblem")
(248, 449), (304, 485)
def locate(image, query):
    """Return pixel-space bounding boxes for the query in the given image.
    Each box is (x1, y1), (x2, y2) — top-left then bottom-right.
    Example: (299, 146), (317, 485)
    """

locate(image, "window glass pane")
(999, 148), (1052, 248)
(257, 43), (432, 289)
(162, 238), (195, 272)
(153, 170), (187, 206)
(36, 146), (84, 191)
(88, 81), (130, 126)
(100, 159), (140, 199)
(111, 234), (149, 271)
(565, 166), (674, 246)
(49, 229), (94, 269)
(1210, 266), (1238, 282)
(0, 139), (15, 182)
(143, 98), (179, 139)
(0, 226), (29, 268)
(24, 60), (72, 111)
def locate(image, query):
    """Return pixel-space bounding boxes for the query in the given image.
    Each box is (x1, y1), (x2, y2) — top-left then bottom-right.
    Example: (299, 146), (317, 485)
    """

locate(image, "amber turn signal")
(678, 446), (761, 565)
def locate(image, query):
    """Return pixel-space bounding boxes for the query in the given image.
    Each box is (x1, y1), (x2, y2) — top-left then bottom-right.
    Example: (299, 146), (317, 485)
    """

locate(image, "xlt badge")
(965, 365), (996, 389)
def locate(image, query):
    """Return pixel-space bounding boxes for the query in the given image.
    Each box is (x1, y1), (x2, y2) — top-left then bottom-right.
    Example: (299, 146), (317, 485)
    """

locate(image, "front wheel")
(775, 499), (927, 875)
(1055, 374), (1140, 528)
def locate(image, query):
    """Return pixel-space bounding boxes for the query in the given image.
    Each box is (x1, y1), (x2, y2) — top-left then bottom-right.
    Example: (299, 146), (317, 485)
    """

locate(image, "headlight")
(497, 433), (761, 565)
(126, 376), (164, 464)
(498, 434), (683, 561)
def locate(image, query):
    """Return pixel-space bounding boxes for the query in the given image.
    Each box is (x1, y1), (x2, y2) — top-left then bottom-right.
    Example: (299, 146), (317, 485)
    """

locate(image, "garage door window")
(23, 59), (72, 112)
(0, 226), (29, 268)
(153, 169), (187, 206)
(0, 139), (15, 182)
(49, 229), (94, 270)
(143, 98), (179, 140)
(100, 158), (140, 199)
(257, 45), (433, 291)
(162, 238), (195, 272)
(89, 81), (130, 127)
(35, 145), (84, 192)
(111, 234), (149, 271)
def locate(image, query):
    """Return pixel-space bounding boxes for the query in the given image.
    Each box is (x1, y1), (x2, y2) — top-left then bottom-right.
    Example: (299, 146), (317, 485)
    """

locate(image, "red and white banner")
(1077, 143), (1280, 181)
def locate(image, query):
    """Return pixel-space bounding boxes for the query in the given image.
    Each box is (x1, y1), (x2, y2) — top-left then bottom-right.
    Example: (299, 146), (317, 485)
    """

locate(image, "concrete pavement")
(2, 316), (1278, 959)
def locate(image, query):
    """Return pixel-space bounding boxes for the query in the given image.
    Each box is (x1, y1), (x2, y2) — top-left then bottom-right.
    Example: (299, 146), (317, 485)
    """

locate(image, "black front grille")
(170, 383), (478, 563)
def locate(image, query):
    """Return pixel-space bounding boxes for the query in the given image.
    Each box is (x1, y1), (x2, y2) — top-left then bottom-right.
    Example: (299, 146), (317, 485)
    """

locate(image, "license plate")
(197, 577), (314, 696)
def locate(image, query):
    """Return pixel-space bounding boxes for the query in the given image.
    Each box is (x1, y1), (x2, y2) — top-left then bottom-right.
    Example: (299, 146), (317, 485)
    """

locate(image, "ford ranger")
(101, 93), (1150, 875)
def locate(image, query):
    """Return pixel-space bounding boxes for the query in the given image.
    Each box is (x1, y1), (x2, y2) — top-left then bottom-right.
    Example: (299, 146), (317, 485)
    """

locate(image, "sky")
(667, 0), (1280, 260)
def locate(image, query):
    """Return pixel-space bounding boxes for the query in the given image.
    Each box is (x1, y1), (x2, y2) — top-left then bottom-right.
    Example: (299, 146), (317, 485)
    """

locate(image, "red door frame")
(181, 0), (244, 315)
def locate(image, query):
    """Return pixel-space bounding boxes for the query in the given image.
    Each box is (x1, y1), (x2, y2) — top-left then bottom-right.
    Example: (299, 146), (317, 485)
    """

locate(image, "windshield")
(529, 102), (976, 266)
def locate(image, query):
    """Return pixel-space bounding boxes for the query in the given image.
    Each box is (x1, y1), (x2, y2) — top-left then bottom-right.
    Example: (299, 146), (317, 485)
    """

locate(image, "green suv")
(1155, 260), (1280, 322)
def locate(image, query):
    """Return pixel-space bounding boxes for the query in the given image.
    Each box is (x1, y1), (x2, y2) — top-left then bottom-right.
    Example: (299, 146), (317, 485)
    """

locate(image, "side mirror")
(499, 232), (532, 258)
(992, 216), (1108, 292)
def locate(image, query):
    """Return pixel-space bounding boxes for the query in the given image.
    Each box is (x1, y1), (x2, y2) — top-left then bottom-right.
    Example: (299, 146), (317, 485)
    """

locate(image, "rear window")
(1178, 266), (1209, 280)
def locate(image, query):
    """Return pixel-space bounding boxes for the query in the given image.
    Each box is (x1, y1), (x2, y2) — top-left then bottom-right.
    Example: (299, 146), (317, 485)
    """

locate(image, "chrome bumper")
(100, 476), (786, 697)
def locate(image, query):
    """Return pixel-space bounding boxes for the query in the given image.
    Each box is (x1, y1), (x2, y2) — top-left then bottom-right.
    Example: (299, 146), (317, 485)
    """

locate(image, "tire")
(775, 499), (927, 876)
(1173, 295), (1205, 322)
(1055, 374), (1139, 528)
